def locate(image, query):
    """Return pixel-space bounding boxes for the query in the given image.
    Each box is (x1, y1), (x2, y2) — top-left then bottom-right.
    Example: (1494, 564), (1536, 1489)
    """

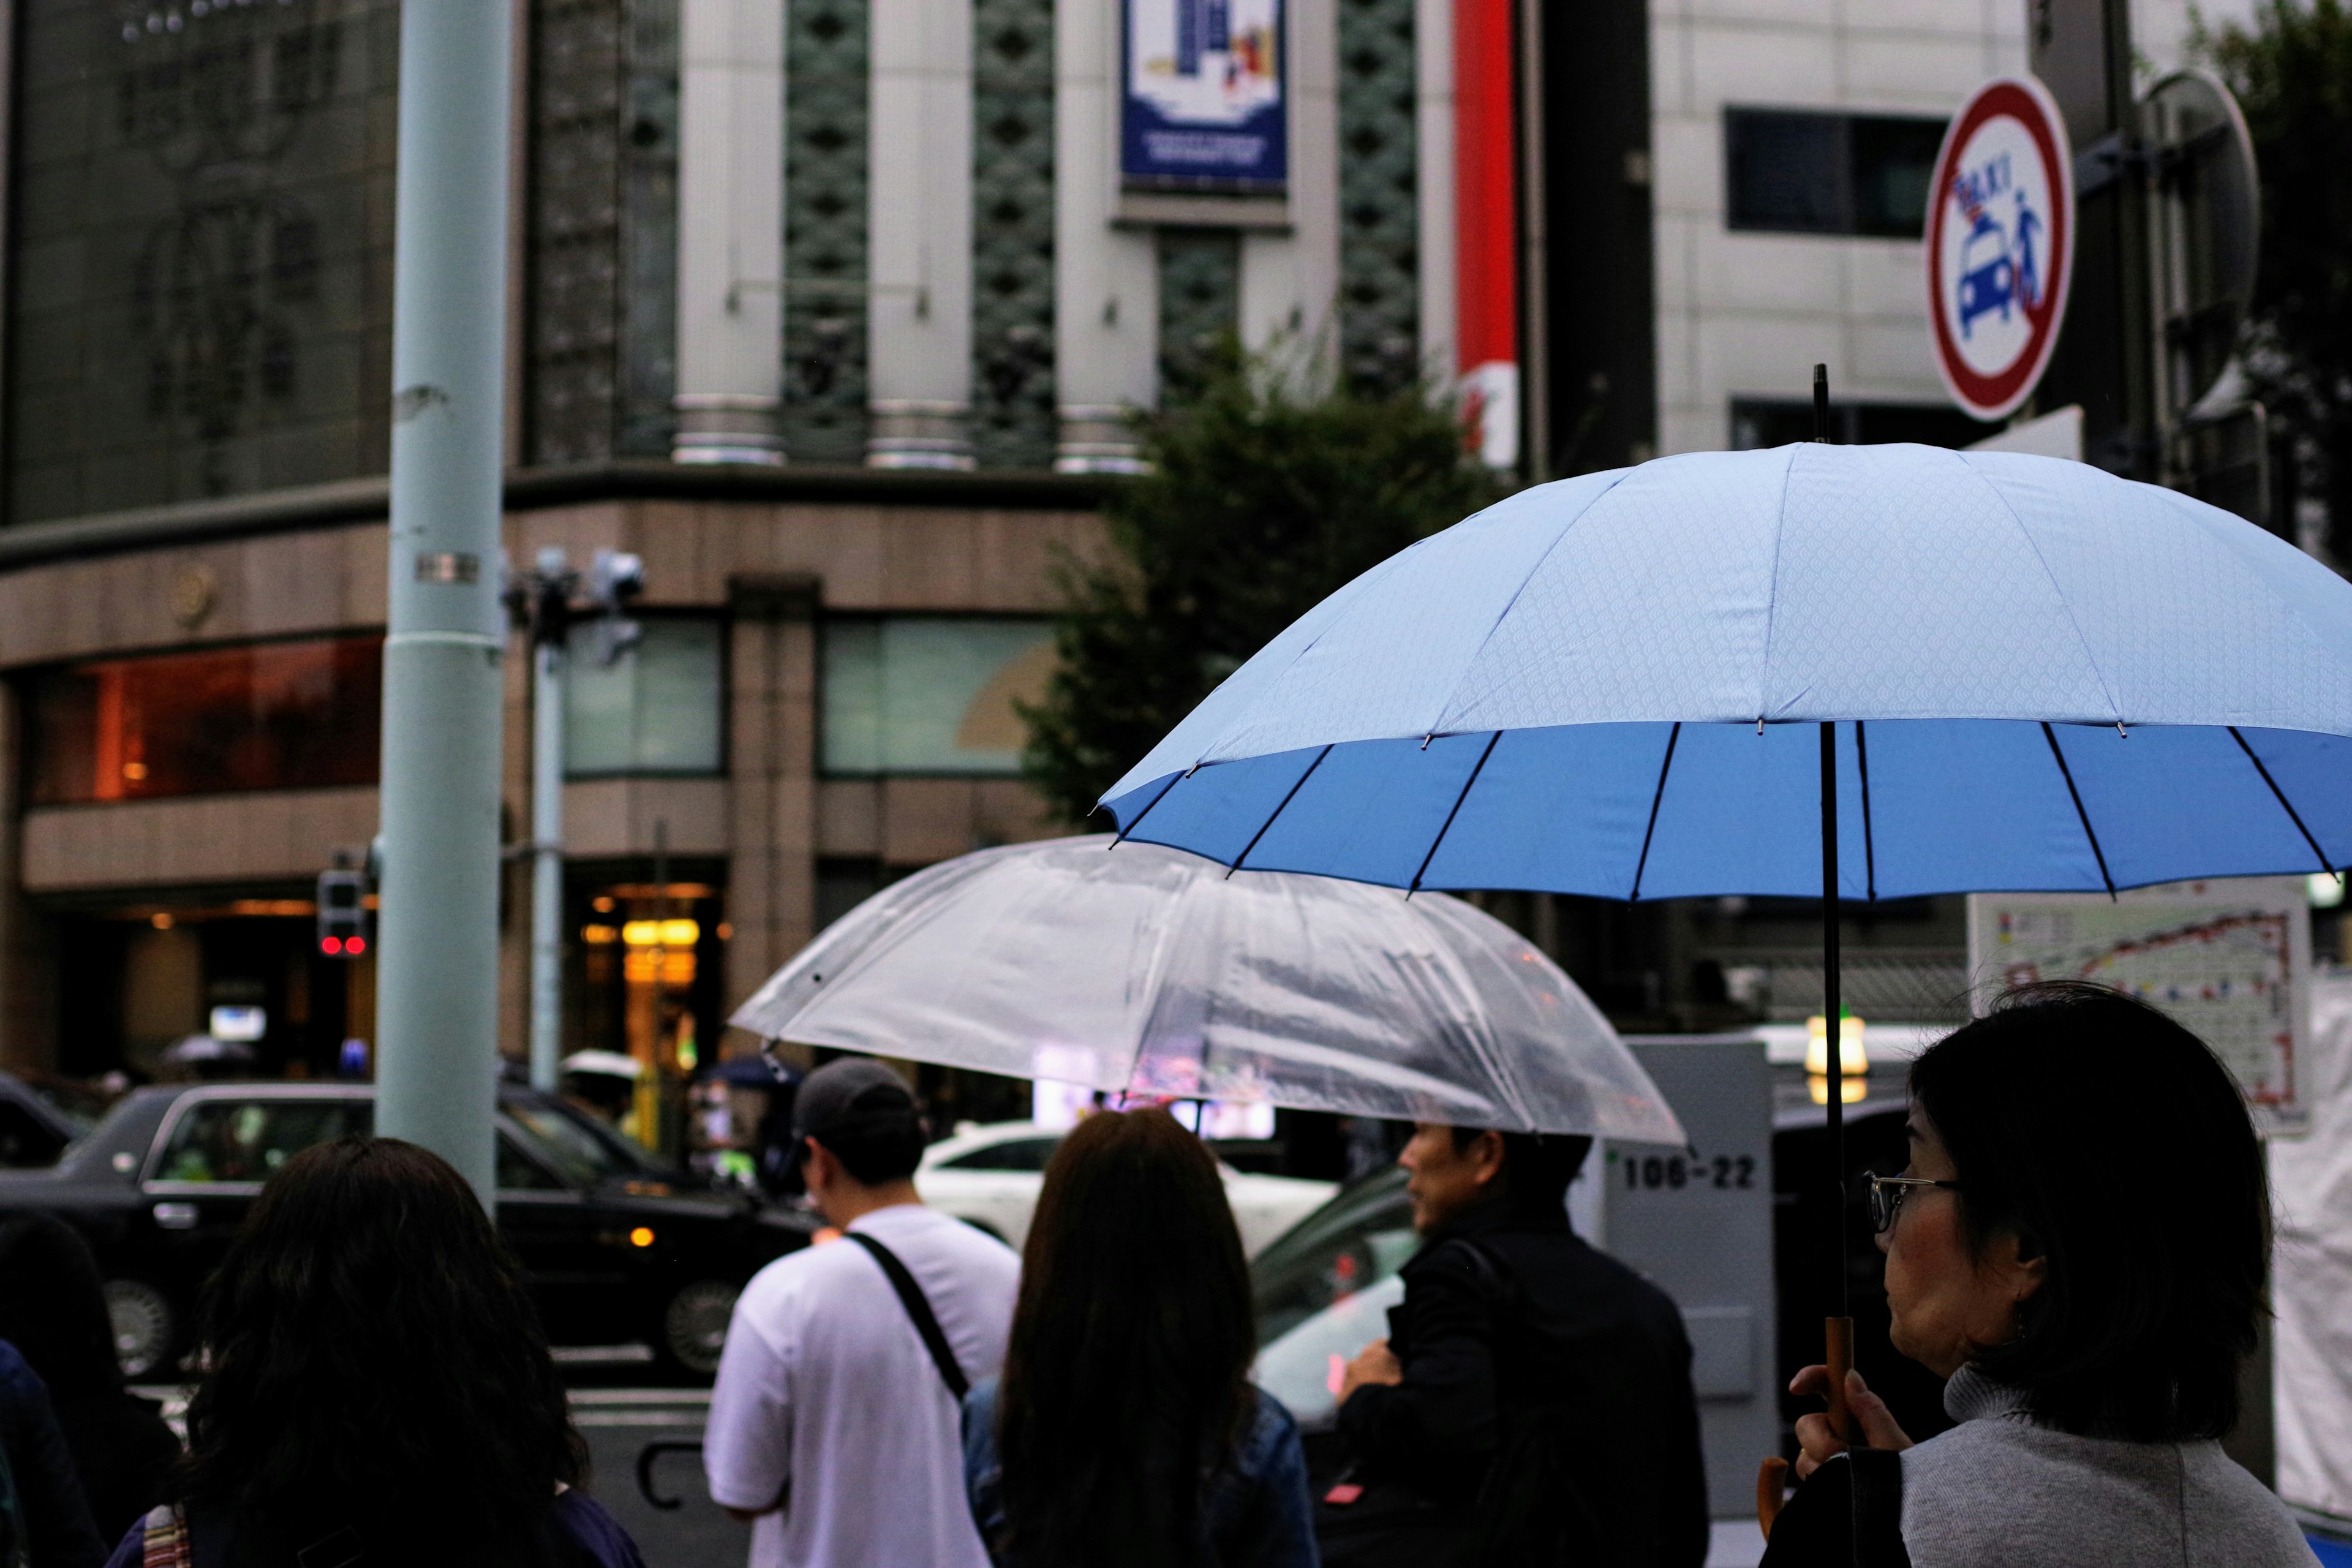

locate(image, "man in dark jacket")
(1335, 1123), (1709, 1567)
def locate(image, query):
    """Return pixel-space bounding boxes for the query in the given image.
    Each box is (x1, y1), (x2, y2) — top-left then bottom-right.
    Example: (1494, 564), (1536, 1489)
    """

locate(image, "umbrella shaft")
(1821, 722), (1849, 1321)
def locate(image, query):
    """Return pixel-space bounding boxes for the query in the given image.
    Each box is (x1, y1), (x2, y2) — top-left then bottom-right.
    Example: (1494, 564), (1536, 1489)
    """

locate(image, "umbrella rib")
(1407, 732), (1501, 895)
(1109, 769), (1186, 848)
(1227, 744), (1333, 876)
(2040, 722), (2116, 899)
(1856, 720), (1877, 902)
(2228, 726), (2339, 877)
(1628, 722), (1683, 903)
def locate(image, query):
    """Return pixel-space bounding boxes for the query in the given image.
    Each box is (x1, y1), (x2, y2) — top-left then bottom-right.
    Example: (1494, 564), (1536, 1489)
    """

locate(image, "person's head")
(1883, 981), (2267, 1440)
(181, 1137), (583, 1556)
(997, 1107), (1254, 1568)
(1400, 1122), (1593, 1235)
(792, 1057), (927, 1222)
(0, 1213), (123, 1399)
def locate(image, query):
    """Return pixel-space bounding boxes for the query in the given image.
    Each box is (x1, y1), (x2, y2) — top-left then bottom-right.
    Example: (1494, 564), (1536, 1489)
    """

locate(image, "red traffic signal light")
(321, 936), (342, 957)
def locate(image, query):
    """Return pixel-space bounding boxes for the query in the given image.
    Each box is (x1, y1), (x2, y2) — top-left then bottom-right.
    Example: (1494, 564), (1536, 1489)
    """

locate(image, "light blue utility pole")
(375, 1), (514, 1204)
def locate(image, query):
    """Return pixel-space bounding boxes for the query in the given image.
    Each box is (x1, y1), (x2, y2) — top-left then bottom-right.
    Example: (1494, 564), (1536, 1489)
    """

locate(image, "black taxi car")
(0, 1081), (815, 1379)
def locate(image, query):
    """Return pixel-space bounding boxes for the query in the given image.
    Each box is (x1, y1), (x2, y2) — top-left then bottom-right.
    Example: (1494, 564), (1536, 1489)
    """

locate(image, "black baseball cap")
(791, 1057), (919, 1145)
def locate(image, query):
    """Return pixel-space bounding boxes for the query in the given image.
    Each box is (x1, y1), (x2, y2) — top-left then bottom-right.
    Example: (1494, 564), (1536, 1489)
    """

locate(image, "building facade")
(0, 0), (2244, 1092)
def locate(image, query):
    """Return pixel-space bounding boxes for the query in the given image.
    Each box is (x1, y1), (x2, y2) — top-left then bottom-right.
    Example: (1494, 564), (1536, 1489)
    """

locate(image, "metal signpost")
(375, 4), (515, 1204)
(1924, 77), (2077, 422)
(508, 549), (644, 1092)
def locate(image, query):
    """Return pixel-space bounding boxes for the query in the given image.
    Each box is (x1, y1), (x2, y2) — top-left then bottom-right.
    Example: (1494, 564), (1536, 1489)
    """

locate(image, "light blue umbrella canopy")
(1099, 443), (2352, 898)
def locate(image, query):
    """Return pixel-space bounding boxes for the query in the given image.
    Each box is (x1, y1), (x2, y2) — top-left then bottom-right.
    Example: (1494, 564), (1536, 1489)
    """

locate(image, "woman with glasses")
(1762, 980), (2312, 1567)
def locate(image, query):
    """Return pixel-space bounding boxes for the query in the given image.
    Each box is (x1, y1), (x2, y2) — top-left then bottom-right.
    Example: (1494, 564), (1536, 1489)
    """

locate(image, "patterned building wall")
(1157, 230), (1240, 401)
(7, 0), (402, 524)
(526, 0), (677, 465)
(969, 0), (1055, 470)
(780, 0), (870, 465)
(1336, 0), (1419, 395)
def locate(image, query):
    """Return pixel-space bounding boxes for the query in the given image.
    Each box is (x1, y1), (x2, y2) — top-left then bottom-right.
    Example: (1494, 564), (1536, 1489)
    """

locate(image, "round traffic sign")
(1926, 77), (2075, 421)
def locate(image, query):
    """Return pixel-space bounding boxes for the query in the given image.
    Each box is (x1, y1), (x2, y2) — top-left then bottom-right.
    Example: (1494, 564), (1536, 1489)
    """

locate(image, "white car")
(916, 1120), (1337, 1257)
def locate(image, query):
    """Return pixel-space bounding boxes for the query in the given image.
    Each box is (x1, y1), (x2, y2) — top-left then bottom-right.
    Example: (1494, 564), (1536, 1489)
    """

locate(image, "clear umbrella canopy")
(731, 837), (1683, 1143)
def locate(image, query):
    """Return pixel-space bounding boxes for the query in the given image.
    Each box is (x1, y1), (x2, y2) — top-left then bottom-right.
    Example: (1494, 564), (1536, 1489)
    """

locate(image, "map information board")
(1967, 877), (2309, 1134)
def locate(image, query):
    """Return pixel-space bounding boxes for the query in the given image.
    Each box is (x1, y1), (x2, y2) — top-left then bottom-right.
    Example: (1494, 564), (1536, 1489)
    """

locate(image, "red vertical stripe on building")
(1453, 0), (1516, 375)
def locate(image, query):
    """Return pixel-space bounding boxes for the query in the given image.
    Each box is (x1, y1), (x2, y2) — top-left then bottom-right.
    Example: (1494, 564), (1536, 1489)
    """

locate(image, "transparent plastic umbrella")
(729, 835), (1683, 1144)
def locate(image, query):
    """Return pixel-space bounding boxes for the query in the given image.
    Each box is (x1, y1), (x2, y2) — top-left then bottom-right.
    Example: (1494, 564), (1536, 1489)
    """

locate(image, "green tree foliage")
(2209, 1), (2352, 555)
(1021, 363), (1506, 825)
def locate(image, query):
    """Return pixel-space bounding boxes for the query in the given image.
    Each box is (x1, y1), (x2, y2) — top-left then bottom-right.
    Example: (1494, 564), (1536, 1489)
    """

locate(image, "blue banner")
(1122, 0), (1287, 192)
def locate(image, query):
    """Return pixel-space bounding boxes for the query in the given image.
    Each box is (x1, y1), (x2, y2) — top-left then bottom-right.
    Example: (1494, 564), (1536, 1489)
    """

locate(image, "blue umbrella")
(1096, 424), (2352, 1435)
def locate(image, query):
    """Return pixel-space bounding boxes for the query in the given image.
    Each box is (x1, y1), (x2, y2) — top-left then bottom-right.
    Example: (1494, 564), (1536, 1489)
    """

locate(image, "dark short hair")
(1910, 981), (2267, 1441)
(805, 1086), (928, 1185)
(182, 1137), (584, 1556)
(1449, 1126), (1594, 1219)
(997, 1108), (1256, 1566)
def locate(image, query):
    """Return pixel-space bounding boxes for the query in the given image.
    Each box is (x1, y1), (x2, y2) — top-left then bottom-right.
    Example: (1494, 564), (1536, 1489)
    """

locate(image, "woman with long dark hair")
(0, 1213), (178, 1542)
(102, 1136), (644, 1568)
(1765, 982), (2312, 1566)
(961, 1107), (1316, 1568)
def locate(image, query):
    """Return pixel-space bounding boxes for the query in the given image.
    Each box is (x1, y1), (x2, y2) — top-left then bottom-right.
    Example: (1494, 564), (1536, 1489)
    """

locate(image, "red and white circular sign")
(1925, 77), (2075, 421)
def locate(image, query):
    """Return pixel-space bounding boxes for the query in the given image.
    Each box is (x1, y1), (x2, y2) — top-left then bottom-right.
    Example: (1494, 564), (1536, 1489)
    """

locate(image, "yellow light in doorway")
(1805, 1011), (1868, 1105)
(628, 1226), (655, 1248)
(620, 919), (700, 947)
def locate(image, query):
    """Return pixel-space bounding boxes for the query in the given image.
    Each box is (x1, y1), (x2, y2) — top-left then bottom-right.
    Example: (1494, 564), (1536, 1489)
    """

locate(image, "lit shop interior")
(36, 635), (383, 1080)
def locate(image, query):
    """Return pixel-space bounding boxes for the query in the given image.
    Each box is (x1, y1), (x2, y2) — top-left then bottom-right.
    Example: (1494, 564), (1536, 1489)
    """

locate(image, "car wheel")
(656, 1279), (740, 1380)
(104, 1280), (176, 1380)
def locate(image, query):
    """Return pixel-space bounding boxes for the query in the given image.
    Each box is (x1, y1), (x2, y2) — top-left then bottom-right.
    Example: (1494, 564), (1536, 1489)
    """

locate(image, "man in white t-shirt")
(705, 1058), (1021, 1568)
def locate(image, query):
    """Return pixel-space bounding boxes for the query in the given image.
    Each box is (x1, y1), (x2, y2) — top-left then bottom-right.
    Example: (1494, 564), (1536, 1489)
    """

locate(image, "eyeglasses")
(1863, 1170), (1962, 1234)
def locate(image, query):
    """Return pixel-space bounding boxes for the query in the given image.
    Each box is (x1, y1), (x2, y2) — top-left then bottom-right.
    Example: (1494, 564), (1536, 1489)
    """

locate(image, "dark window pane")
(1725, 110), (1847, 233)
(1730, 399), (1996, 451)
(154, 1098), (367, 1183)
(1850, 116), (1949, 238)
(24, 636), (382, 805)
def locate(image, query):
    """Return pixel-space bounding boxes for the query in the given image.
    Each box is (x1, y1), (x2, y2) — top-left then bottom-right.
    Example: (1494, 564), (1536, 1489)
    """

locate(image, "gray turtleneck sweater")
(1899, 1366), (2315, 1567)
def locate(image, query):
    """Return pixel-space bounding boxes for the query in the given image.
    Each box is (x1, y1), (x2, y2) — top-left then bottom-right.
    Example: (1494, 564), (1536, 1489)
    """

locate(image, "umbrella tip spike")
(1812, 365), (1830, 443)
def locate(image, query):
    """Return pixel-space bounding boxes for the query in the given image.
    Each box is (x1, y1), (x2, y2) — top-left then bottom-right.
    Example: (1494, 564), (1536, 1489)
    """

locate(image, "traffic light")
(317, 867), (370, 959)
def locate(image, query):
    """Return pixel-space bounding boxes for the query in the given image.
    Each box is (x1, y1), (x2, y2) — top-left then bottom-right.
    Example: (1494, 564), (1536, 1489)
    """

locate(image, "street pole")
(376, 1), (514, 1205)
(530, 633), (565, 1092)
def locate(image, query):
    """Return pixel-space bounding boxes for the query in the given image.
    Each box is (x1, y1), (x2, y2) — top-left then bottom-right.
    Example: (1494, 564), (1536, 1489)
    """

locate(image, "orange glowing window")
(27, 636), (383, 805)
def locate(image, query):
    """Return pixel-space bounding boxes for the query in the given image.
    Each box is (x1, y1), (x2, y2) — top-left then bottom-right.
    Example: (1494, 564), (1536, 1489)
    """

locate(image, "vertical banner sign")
(1926, 77), (2075, 421)
(1453, 0), (1516, 470)
(1123, 0), (1287, 191)
(1967, 878), (2310, 1134)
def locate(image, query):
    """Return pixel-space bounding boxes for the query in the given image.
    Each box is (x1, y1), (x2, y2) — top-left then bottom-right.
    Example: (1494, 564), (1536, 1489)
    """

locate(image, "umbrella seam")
(1856, 720), (1877, 902)
(1629, 722), (1683, 902)
(1758, 447), (1799, 719)
(2040, 722), (2117, 899)
(1228, 744), (1334, 875)
(1428, 470), (1637, 734)
(1962, 454), (2126, 725)
(2228, 726), (2338, 876)
(1408, 732), (1502, 894)
(1108, 770), (1186, 846)
(1161, 540), (1426, 781)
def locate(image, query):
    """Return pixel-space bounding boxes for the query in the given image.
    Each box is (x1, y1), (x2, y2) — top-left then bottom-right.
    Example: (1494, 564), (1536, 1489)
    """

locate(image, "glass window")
(565, 619), (724, 777)
(496, 1131), (567, 1191)
(24, 638), (383, 806)
(1730, 399), (1993, 452)
(822, 618), (1055, 776)
(153, 1098), (368, 1185)
(1850, 116), (1948, 238)
(8, 4), (402, 525)
(938, 1134), (1062, 1172)
(505, 1099), (636, 1187)
(1725, 110), (1949, 239)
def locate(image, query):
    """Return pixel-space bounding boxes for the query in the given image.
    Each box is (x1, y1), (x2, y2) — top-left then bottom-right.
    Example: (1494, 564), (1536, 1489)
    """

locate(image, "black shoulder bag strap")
(845, 1231), (971, 1401)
